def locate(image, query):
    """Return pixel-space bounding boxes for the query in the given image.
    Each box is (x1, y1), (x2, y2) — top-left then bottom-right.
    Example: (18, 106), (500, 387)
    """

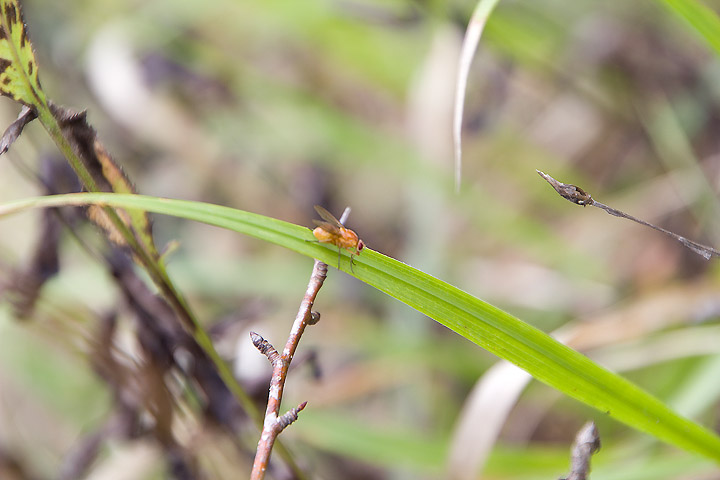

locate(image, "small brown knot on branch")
(537, 170), (594, 206)
(307, 311), (321, 325)
(250, 331), (281, 366)
(276, 401), (308, 432)
(560, 421), (601, 480)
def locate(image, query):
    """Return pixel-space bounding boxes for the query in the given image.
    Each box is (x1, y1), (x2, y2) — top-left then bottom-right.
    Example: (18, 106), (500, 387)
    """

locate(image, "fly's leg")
(305, 237), (349, 272)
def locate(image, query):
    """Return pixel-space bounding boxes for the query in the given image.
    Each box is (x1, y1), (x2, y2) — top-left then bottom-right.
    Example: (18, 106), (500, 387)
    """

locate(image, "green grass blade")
(1, 193), (720, 462)
(659, 0), (720, 55)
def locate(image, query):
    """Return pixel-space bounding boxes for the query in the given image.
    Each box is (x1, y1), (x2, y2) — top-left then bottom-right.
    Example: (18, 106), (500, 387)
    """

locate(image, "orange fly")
(312, 205), (365, 269)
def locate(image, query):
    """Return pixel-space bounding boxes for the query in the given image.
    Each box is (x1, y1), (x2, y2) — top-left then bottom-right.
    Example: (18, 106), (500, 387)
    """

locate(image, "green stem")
(33, 103), (306, 478)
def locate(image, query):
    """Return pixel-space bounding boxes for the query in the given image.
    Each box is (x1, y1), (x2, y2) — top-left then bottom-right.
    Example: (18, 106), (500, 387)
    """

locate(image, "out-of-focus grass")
(1, 0), (720, 478)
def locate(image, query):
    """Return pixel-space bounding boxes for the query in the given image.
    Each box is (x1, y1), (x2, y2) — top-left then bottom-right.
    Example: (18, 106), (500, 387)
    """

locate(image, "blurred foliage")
(1, 0), (720, 479)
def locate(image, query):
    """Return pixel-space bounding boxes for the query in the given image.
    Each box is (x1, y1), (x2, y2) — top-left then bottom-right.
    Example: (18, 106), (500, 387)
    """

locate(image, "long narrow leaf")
(1, 193), (720, 462)
(659, 0), (720, 56)
(453, 0), (502, 191)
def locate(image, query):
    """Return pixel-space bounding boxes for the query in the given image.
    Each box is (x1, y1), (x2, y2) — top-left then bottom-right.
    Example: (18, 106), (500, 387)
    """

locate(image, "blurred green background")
(1, 0), (720, 478)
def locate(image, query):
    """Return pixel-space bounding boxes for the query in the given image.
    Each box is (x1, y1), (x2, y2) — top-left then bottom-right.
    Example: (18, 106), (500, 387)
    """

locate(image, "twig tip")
(536, 169), (593, 206)
(249, 331), (263, 347)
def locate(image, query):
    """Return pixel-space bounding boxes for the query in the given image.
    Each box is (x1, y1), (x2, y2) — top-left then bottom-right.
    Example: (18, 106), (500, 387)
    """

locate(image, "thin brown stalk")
(537, 170), (720, 260)
(250, 259), (328, 479)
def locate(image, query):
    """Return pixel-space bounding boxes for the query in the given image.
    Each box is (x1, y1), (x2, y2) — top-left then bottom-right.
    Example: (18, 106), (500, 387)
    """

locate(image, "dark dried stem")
(250, 259), (328, 480)
(537, 170), (720, 260)
(0, 105), (36, 154)
(560, 421), (601, 480)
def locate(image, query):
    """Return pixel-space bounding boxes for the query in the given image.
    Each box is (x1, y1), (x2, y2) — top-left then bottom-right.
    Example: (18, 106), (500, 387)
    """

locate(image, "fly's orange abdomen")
(312, 227), (337, 244)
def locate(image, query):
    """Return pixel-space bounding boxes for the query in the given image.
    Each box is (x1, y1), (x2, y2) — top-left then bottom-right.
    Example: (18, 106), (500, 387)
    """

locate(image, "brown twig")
(250, 259), (328, 479)
(537, 170), (720, 260)
(560, 421), (601, 480)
